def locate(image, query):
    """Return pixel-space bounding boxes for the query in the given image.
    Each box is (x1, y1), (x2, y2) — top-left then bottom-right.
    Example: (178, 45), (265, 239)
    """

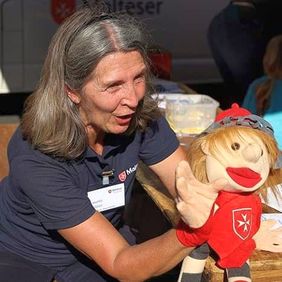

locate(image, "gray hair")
(21, 5), (160, 160)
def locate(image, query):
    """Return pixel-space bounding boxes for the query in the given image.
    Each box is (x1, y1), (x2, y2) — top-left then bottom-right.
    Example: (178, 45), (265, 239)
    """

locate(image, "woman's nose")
(121, 84), (139, 107)
(242, 143), (263, 163)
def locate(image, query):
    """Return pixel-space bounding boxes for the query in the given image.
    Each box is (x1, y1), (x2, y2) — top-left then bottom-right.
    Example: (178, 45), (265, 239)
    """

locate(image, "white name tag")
(87, 183), (125, 212)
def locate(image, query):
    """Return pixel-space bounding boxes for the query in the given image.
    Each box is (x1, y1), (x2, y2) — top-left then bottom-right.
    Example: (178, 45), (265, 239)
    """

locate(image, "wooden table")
(203, 251), (282, 282)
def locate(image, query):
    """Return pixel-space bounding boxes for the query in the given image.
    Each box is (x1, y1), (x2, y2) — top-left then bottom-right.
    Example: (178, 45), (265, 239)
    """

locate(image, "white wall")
(0, 0), (229, 94)
(0, 0), (57, 93)
(124, 0), (229, 83)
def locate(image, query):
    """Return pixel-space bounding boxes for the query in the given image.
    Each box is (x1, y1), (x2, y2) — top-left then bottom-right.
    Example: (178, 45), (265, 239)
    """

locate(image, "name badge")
(87, 183), (125, 212)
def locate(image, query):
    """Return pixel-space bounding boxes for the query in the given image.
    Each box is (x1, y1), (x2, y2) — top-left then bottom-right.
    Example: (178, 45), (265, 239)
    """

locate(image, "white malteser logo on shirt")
(118, 164), (138, 182)
(232, 208), (252, 240)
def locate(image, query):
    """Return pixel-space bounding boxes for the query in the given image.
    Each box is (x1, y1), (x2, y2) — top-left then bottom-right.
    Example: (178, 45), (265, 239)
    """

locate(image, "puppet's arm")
(253, 219), (282, 252)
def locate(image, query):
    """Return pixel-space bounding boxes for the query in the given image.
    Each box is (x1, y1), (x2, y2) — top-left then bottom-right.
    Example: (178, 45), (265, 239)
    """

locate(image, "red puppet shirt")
(208, 191), (262, 268)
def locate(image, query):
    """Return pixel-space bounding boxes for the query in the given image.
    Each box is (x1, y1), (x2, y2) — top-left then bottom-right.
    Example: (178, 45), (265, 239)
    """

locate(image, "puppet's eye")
(231, 142), (240, 151)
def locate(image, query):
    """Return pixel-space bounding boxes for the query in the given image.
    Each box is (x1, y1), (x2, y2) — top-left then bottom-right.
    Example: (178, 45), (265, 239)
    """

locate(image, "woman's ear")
(201, 140), (210, 155)
(65, 85), (81, 104)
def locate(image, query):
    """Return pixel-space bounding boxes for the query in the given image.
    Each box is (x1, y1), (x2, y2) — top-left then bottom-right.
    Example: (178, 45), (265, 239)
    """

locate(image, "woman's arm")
(59, 212), (191, 281)
(58, 148), (225, 281)
(149, 145), (188, 197)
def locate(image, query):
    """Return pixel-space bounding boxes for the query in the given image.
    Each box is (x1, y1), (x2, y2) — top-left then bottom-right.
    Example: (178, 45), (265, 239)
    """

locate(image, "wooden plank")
(0, 123), (18, 180)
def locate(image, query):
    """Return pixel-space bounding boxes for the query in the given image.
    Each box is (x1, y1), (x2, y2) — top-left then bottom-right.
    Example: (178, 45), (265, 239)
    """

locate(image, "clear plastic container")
(154, 93), (219, 136)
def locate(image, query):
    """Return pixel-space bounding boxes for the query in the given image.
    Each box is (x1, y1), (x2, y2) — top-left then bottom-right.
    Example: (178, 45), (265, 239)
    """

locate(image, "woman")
(0, 3), (223, 282)
(208, 0), (282, 108)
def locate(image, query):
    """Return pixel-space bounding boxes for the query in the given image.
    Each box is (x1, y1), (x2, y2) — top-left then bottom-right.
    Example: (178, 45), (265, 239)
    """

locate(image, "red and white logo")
(118, 171), (127, 182)
(51, 0), (76, 25)
(232, 208), (252, 240)
(118, 164), (138, 182)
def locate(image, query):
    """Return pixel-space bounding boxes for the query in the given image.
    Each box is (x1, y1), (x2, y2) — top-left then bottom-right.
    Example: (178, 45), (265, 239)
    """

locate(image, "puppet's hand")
(253, 219), (282, 252)
(175, 160), (227, 229)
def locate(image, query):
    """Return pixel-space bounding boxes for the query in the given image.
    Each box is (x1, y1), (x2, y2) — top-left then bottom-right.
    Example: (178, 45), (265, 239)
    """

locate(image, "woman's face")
(69, 51), (147, 136)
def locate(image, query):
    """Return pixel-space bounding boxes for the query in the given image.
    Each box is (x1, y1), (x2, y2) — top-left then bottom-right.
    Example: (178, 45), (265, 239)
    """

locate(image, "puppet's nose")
(242, 143), (263, 163)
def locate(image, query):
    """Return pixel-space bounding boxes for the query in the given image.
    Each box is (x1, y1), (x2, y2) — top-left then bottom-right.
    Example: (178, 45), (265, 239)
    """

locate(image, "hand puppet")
(178, 103), (281, 282)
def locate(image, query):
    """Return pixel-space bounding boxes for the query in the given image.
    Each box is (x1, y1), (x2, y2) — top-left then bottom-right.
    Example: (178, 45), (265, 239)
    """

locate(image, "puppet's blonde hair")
(187, 126), (281, 201)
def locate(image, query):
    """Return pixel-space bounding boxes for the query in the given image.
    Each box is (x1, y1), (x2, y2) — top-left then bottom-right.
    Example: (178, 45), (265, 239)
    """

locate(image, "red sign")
(51, 0), (76, 25)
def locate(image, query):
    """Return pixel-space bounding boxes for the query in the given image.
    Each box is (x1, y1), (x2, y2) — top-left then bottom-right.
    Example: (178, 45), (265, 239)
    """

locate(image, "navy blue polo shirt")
(0, 116), (179, 270)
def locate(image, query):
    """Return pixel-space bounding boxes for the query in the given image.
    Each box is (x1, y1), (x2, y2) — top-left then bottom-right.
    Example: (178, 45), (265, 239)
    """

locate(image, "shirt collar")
(84, 133), (136, 159)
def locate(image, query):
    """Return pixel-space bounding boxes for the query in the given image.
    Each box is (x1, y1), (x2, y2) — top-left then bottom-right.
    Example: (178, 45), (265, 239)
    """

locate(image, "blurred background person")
(242, 34), (282, 150)
(207, 0), (282, 108)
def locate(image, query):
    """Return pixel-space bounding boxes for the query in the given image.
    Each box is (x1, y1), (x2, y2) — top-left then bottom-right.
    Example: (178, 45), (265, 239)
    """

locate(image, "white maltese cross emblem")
(232, 208), (252, 240)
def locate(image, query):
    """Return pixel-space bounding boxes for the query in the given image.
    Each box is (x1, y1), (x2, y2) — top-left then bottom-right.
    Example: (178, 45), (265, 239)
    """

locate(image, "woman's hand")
(175, 160), (227, 228)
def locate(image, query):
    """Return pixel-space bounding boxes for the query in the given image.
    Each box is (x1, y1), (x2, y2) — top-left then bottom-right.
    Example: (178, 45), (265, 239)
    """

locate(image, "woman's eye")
(106, 85), (122, 93)
(231, 142), (240, 151)
(135, 75), (145, 84)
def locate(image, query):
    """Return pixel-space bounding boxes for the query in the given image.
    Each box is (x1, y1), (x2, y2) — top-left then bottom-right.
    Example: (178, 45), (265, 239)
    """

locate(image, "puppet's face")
(203, 131), (270, 192)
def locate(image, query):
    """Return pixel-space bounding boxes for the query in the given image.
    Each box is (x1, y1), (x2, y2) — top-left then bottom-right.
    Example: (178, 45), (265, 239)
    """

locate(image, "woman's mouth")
(115, 114), (133, 126)
(226, 167), (262, 188)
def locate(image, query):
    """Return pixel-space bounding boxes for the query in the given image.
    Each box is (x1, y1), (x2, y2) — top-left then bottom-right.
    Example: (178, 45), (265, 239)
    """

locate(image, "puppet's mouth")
(226, 167), (262, 188)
